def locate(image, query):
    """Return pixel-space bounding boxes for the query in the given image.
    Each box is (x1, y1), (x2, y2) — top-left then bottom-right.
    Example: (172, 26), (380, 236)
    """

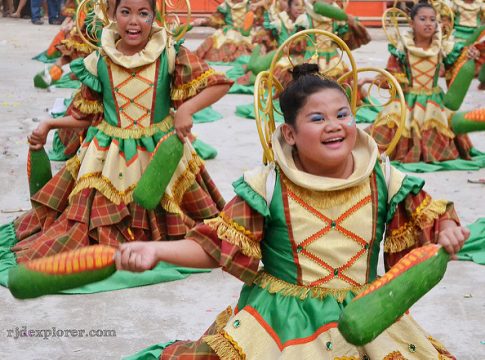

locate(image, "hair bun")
(291, 63), (320, 81)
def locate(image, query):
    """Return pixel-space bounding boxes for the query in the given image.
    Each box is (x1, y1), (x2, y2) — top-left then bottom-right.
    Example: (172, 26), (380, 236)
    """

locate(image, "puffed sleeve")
(386, 43), (409, 86)
(383, 174), (460, 270)
(68, 52), (103, 124)
(170, 46), (234, 109)
(186, 195), (264, 284)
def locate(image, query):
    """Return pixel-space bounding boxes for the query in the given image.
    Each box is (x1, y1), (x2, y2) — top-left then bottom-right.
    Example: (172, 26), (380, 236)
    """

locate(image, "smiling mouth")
(127, 29), (141, 36)
(322, 137), (344, 144)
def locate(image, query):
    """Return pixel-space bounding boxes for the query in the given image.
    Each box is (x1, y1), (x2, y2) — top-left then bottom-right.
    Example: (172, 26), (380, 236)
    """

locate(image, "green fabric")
(70, 56), (102, 92)
(229, 82), (254, 94)
(32, 50), (59, 64)
(260, 173), (299, 283)
(237, 281), (353, 343)
(370, 162), (390, 280)
(235, 101), (284, 123)
(386, 174), (425, 223)
(458, 218), (485, 264)
(442, 41), (466, 68)
(192, 138), (218, 160)
(233, 176), (270, 217)
(193, 106), (223, 124)
(0, 223), (18, 287)
(391, 148), (485, 173)
(478, 63), (485, 83)
(0, 223), (210, 294)
(52, 73), (81, 89)
(48, 131), (71, 162)
(123, 341), (176, 360)
(453, 24), (478, 41)
(207, 55), (250, 68)
(355, 96), (382, 124)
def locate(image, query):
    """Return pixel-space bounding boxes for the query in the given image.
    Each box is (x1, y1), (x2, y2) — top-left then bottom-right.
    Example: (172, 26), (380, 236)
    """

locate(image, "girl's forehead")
(415, 8), (436, 17)
(118, 0), (152, 8)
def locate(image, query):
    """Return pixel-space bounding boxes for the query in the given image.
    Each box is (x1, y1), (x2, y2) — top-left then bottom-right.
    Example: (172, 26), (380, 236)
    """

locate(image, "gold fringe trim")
(95, 116), (173, 139)
(385, 197), (449, 253)
(61, 38), (92, 54)
(160, 154), (204, 215)
(406, 86), (441, 96)
(171, 69), (218, 101)
(73, 93), (103, 115)
(253, 271), (368, 302)
(204, 213), (262, 259)
(66, 155), (81, 179)
(393, 72), (409, 85)
(215, 306), (233, 331)
(281, 172), (370, 210)
(203, 331), (245, 360)
(383, 351), (405, 360)
(68, 172), (136, 205)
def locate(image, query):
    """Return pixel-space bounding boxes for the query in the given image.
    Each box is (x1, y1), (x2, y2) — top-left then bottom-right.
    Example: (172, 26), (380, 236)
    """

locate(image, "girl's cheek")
(346, 116), (355, 127)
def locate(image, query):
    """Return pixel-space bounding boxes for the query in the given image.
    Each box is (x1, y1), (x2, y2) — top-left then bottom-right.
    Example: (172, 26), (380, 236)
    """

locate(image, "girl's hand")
(467, 46), (480, 60)
(27, 120), (51, 150)
(191, 18), (206, 27)
(115, 242), (160, 272)
(437, 226), (470, 259)
(174, 106), (193, 141)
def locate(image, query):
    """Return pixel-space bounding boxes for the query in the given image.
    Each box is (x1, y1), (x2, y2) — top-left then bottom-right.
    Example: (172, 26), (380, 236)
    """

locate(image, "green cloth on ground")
(0, 223), (210, 294)
(52, 73), (80, 89)
(207, 55), (250, 68)
(193, 106), (223, 124)
(32, 50), (59, 64)
(123, 341), (176, 360)
(192, 138), (217, 160)
(355, 95), (381, 124)
(235, 101), (284, 123)
(391, 148), (485, 173)
(229, 82), (254, 94)
(458, 218), (485, 265)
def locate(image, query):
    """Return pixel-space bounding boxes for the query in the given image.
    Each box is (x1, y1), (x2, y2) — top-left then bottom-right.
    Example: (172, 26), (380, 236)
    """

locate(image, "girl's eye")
(310, 114), (325, 122)
(140, 11), (150, 17)
(121, 9), (129, 15)
(337, 111), (350, 119)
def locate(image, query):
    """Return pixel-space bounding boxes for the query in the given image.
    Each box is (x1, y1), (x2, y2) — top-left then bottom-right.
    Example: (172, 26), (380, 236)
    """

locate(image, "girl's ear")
(281, 123), (297, 146)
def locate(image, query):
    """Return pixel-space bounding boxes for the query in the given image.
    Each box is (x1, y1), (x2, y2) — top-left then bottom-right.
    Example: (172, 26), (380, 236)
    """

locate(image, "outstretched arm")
(115, 239), (219, 272)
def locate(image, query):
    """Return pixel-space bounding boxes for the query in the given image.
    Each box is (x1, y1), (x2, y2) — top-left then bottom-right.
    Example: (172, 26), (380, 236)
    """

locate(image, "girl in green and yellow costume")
(192, 0), (256, 63)
(451, 0), (485, 89)
(0, 0), (232, 266)
(366, 2), (484, 166)
(119, 63), (468, 359)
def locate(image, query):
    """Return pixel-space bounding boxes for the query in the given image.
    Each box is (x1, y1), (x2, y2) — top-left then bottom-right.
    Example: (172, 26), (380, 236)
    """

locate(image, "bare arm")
(174, 83), (231, 140)
(115, 239), (219, 272)
(28, 115), (92, 150)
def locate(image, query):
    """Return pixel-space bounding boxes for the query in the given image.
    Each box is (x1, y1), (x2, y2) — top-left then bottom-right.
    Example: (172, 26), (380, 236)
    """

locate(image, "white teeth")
(323, 137), (343, 143)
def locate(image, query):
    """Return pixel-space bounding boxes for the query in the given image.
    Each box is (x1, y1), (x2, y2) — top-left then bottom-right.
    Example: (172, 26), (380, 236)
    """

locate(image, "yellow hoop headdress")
(76, 0), (110, 50)
(157, 0), (192, 42)
(254, 29), (405, 164)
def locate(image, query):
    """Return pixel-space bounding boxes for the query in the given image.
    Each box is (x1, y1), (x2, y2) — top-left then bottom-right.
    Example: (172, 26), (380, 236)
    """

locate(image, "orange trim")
(244, 306), (338, 350)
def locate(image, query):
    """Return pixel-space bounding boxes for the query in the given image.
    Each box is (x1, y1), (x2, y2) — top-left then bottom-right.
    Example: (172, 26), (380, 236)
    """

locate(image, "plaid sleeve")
(384, 190), (460, 270)
(170, 46), (233, 109)
(186, 196), (264, 284)
(67, 84), (103, 125)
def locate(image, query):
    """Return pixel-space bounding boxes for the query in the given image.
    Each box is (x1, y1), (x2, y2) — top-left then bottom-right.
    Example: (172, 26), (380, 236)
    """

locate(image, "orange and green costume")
(128, 128), (458, 359)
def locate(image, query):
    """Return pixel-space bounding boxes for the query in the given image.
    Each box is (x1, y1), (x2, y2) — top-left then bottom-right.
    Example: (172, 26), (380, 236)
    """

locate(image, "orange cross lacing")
(411, 56), (437, 89)
(112, 64), (155, 129)
(288, 190), (372, 287)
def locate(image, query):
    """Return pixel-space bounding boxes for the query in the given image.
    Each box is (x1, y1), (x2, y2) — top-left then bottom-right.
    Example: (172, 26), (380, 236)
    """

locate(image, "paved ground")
(0, 19), (484, 359)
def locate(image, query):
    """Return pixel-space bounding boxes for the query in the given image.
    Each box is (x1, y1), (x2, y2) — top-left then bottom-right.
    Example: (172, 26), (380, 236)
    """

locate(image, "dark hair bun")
(291, 63), (320, 81)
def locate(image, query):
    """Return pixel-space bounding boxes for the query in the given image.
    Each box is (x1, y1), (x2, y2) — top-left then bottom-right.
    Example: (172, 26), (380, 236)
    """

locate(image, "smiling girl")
(0, 0), (233, 264)
(366, 2), (481, 164)
(118, 64), (467, 359)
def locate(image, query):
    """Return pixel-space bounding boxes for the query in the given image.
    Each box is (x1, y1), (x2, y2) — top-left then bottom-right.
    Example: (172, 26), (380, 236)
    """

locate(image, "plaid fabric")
(384, 190), (460, 269)
(172, 46), (234, 108)
(161, 319), (221, 359)
(195, 35), (253, 63)
(69, 85), (103, 123)
(11, 162), (225, 262)
(57, 128), (83, 157)
(370, 123), (473, 163)
(186, 195), (264, 285)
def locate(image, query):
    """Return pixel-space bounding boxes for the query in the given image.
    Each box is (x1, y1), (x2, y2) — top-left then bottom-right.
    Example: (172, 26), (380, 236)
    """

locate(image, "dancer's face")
(115, 0), (154, 55)
(289, 0), (304, 20)
(411, 7), (437, 41)
(282, 88), (357, 177)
